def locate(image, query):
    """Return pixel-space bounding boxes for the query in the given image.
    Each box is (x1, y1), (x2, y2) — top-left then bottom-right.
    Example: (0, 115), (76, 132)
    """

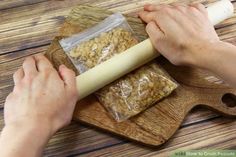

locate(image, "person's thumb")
(59, 65), (77, 95)
(146, 21), (164, 49)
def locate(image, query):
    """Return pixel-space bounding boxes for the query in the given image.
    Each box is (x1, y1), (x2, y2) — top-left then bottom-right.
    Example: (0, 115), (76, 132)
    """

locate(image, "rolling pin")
(76, 0), (234, 100)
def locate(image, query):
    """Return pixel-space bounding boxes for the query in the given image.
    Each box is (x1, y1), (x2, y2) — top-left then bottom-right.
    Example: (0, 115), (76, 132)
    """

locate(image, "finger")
(22, 56), (38, 76)
(34, 53), (53, 72)
(190, 3), (207, 16)
(143, 3), (152, 11)
(59, 65), (77, 92)
(170, 3), (189, 14)
(139, 11), (158, 23)
(170, 3), (188, 10)
(139, 10), (173, 31)
(143, 4), (168, 12)
(5, 92), (13, 102)
(13, 67), (24, 85)
(170, 2), (187, 7)
(146, 21), (165, 49)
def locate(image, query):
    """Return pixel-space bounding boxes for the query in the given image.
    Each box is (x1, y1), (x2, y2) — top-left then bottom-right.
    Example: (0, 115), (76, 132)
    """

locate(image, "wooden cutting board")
(45, 5), (236, 146)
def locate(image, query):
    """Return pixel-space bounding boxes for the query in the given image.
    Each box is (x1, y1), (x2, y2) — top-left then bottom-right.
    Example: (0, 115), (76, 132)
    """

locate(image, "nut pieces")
(68, 27), (178, 122)
(97, 63), (178, 122)
(69, 28), (138, 70)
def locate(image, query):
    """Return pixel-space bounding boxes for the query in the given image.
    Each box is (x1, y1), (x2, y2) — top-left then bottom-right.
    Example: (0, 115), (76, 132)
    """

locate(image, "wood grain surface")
(1, 0), (236, 156)
(45, 4), (236, 146)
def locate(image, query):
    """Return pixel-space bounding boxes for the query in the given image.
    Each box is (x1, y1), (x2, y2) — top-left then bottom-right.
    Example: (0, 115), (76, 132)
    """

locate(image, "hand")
(4, 54), (78, 136)
(139, 3), (220, 67)
(0, 54), (78, 157)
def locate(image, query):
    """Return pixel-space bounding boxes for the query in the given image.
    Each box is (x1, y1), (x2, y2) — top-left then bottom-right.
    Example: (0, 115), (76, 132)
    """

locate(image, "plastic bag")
(60, 13), (138, 73)
(60, 13), (178, 122)
(96, 62), (178, 122)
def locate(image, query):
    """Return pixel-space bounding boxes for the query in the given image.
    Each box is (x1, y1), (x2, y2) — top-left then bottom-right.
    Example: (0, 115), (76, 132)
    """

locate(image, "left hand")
(0, 54), (78, 157)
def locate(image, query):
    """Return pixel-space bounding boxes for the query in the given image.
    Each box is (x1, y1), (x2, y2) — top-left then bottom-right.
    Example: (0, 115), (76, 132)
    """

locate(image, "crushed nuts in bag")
(60, 13), (178, 122)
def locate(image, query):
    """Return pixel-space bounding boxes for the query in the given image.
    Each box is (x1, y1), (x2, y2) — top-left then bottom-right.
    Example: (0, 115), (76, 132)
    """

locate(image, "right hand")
(4, 54), (78, 137)
(139, 3), (220, 67)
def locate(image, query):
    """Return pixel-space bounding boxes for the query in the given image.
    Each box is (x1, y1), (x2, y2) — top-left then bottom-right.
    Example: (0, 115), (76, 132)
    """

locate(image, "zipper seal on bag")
(59, 12), (126, 52)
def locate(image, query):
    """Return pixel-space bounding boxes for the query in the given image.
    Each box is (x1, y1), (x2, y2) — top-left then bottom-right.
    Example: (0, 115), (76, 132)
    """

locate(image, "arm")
(139, 3), (236, 87)
(0, 54), (78, 157)
(202, 41), (236, 87)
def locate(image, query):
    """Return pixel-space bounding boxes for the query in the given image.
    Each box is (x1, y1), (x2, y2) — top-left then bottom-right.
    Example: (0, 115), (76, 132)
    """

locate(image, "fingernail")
(60, 64), (66, 68)
(144, 4), (151, 10)
(146, 21), (155, 34)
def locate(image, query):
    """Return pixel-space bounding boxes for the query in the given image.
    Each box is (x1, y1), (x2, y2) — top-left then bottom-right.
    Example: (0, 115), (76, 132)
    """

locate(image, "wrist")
(187, 41), (224, 69)
(198, 41), (232, 70)
(3, 117), (54, 145)
(0, 121), (52, 157)
(201, 41), (236, 74)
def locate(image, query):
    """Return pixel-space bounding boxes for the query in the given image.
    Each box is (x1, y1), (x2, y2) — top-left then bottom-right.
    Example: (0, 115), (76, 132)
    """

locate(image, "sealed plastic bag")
(60, 13), (178, 122)
(97, 63), (178, 122)
(60, 13), (138, 73)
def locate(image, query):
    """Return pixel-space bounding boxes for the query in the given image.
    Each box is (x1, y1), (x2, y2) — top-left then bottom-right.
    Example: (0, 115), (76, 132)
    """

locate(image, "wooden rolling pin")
(76, 0), (234, 100)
